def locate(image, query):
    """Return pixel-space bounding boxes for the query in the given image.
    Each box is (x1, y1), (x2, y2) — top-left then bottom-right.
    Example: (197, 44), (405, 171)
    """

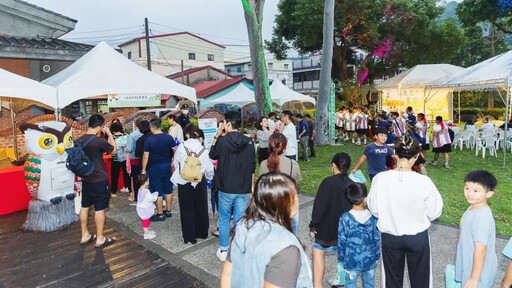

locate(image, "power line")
(62, 30), (143, 40)
(149, 21), (249, 43)
(63, 25), (143, 35)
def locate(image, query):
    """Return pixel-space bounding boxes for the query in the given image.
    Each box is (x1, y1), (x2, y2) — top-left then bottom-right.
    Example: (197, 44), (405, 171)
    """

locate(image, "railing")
(293, 80), (320, 91)
(292, 58), (321, 70)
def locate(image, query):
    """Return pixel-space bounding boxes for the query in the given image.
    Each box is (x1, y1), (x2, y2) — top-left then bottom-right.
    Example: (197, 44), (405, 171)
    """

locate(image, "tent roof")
(209, 84), (255, 107)
(377, 64), (463, 89)
(42, 41), (196, 108)
(0, 68), (57, 108)
(269, 80), (316, 105)
(427, 50), (512, 90)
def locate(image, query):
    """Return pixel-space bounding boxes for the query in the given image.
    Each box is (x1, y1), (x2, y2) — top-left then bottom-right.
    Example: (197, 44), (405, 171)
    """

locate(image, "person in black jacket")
(209, 111), (255, 262)
(309, 152), (353, 288)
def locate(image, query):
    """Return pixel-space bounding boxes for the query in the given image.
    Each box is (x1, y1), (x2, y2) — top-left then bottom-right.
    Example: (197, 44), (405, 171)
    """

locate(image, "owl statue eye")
(38, 135), (56, 149)
(65, 134), (74, 147)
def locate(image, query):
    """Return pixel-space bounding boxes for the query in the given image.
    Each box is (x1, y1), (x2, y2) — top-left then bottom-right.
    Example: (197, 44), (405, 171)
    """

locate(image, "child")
(338, 182), (380, 288)
(351, 127), (394, 181)
(390, 111), (407, 138)
(455, 170), (498, 287)
(136, 174), (159, 240)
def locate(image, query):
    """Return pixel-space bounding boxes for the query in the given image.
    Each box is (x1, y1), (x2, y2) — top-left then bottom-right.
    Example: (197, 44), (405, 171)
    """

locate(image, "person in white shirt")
(431, 116), (452, 169)
(281, 110), (298, 160)
(367, 134), (443, 288)
(171, 128), (214, 244)
(267, 112), (277, 133)
(168, 114), (184, 145)
(479, 117), (495, 133)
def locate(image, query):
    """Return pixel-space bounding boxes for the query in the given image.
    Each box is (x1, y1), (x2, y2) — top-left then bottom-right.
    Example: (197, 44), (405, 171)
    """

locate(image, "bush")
(481, 108), (506, 120)
(190, 118), (198, 127)
(455, 107), (508, 121)
(302, 108), (316, 119)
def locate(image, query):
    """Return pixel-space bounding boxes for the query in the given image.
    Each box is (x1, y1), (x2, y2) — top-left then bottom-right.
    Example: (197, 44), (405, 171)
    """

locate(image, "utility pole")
(145, 17), (152, 71)
(181, 59), (184, 84)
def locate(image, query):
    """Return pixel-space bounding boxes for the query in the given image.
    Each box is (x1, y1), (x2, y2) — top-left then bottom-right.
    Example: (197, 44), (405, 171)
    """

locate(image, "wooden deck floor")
(0, 211), (208, 288)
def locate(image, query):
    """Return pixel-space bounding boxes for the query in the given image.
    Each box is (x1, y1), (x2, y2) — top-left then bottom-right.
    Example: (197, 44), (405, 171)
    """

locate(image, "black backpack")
(66, 136), (96, 177)
(135, 133), (152, 159)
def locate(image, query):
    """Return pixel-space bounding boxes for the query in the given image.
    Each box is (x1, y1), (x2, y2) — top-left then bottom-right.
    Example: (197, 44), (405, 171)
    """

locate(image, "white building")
(225, 58), (293, 89)
(119, 32), (225, 77)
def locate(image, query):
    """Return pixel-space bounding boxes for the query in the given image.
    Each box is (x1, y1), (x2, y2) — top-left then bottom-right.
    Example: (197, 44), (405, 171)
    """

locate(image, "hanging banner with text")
(198, 118), (218, 149)
(107, 94), (161, 108)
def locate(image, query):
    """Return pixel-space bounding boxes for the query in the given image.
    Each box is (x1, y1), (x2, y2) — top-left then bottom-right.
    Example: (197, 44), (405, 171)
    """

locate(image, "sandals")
(95, 236), (117, 248)
(80, 234), (96, 245)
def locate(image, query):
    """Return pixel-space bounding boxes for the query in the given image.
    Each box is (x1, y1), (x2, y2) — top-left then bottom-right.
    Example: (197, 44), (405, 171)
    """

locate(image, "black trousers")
(381, 230), (431, 288)
(308, 137), (315, 157)
(178, 179), (209, 243)
(258, 147), (270, 164)
(111, 160), (130, 194)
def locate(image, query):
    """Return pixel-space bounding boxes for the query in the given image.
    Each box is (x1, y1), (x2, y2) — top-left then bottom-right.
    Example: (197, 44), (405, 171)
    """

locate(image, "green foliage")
(455, 107), (507, 120)
(268, 0), (465, 84)
(456, 0), (512, 35)
(302, 108), (316, 119)
(295, 145), (512, 236)
(190, 118), (198, 127)
(161, 119), (170, 134)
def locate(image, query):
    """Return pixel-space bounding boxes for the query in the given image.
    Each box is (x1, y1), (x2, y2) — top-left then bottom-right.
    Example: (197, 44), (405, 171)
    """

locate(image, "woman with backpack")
(110, 122), (130, 197)
(171, 128), (214, 244)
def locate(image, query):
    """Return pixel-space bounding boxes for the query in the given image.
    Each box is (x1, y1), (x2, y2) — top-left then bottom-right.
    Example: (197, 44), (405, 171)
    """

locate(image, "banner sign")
(107, 94), (160, 108)
(198, 118), (218, 149)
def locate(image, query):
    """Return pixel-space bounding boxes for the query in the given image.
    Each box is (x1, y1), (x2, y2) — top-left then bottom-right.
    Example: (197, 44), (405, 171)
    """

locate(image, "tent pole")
(458, 91), (461, 124)
(504, 83), (510, 166)
(10, 98), (19, 161)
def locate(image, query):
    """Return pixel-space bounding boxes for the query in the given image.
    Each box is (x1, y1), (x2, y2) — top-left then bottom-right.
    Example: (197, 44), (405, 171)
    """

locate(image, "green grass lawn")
(294, 144), (512, 236)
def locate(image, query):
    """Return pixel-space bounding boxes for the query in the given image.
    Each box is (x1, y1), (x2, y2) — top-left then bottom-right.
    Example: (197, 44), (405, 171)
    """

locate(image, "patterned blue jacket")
(337, 211), (380, 271)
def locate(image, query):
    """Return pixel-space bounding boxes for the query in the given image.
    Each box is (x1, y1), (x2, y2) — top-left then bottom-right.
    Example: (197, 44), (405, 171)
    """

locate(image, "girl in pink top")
(431, 116), (452, 169)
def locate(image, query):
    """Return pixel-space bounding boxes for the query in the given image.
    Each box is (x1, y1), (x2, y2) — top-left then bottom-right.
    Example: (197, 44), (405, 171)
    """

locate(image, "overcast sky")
(23, 0), (284, 60)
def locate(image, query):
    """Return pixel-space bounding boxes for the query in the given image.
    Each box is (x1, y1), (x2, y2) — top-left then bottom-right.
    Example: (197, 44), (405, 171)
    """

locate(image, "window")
(268, 63), (273, 69)
(188, 53), (196, 60)
(208, 54), (214, 61)
(247, 64), (251, 69)
(284, 64), (289, 69)
(127, 51), (132, 59)
(227, 68), (231, 73)
(237, 67), (242, 72)
(282, 79), (286, 85)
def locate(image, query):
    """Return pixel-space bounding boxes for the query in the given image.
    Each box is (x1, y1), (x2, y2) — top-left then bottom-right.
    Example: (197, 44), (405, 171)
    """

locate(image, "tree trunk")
(241, 0), (272, 118)
(315, 0), (335, 145)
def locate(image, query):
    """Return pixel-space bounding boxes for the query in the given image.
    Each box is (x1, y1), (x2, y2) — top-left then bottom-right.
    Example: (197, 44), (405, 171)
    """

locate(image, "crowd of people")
(74, 105), (512, 288)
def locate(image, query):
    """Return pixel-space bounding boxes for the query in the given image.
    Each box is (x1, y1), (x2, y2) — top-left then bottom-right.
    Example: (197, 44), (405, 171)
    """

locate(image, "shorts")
(313, 242), (337, 252)
(356, 129), (369, 136)
(433, 143), (452, 153)
(422, 144), (430, 151)
(148, 165), (173, 197)
(82, 180), (110, 211)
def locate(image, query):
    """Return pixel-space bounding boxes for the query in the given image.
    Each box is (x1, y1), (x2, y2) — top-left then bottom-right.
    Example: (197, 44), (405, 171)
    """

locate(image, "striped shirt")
(357, 113), (369, 129)
(432, 122), (451, 148)
(415, 121), (430, 144)
(345, 113), (357, 131)
(391, 118), (406, 137)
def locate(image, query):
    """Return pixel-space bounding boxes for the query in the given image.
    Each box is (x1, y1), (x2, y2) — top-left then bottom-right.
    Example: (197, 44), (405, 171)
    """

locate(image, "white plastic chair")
(456, 131), (475, 150)
(475, 134), (498, 158)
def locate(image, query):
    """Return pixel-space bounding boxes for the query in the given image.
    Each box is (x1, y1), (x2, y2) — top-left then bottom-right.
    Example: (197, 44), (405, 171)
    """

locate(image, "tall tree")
(456, 0), (512, 34)
(267, 0), (464, 100)
(241, 0), (272, 118)
(316, 0), (335, 145)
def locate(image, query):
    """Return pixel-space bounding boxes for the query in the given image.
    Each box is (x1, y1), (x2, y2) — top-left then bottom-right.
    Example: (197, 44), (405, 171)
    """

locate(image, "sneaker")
(120, 187), (129, 193)
(144, 231), (157, 239)
(163, 210), (172, 218)
(444, 163), (450, 169)
(216, 248), (228, 262)
(150, 214), (165, 222)
(430, 161), (438, 166)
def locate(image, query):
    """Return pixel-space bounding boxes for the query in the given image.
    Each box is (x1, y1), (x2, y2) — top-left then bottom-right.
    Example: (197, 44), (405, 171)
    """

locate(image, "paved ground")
(107, 191), (510, 288)
(0, 210), (207, 288)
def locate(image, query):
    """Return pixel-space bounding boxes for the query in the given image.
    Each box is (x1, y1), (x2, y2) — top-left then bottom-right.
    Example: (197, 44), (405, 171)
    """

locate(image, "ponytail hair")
(267, 133), (288, 172)
(331, 153), (351, 176)
(394, 134), (421, 159)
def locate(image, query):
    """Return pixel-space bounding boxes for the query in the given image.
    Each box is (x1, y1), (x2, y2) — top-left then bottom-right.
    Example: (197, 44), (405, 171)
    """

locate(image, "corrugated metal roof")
(13, 0), (77, 23)
(0, 35), (94, 51)
(193, 78), (251, 99)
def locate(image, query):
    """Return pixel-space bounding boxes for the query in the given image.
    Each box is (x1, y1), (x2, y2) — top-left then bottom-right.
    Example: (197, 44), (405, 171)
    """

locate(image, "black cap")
(181, 104), (189, 109)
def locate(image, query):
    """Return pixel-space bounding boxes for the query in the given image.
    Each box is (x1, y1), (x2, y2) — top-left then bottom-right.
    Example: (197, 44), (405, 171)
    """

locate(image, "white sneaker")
(216, 248), (228, 262)
(144, 231), (157, 239)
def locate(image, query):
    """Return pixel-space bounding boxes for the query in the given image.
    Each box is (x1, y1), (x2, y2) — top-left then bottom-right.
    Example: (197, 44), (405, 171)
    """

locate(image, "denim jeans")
(291, 212), (299, 235)
(218, 191), (250, 250)
(345, 269), (375, 288)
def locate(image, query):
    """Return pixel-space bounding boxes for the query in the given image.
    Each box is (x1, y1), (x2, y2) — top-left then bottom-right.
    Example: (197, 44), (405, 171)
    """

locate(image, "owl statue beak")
(57, 143), (65, 154)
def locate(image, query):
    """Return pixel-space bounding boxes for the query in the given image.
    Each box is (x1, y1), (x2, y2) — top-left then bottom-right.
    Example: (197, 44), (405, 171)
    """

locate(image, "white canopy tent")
(427, 50), (512, 166)
(0, 68), (58, 159)
(377, 64), (462, 120)
(269, 80), (316, 105)
(43, 41), (196, 110)
(209, 84), (256, 107)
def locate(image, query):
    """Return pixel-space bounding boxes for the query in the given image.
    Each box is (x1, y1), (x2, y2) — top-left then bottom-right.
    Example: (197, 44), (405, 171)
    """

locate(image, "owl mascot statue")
(20, 121), (78, 232)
